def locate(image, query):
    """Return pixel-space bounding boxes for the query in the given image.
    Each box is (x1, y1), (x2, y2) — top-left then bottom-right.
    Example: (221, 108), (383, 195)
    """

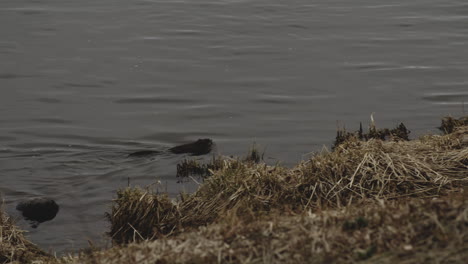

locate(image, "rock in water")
(16, 198), (59, 227)
(169, 138), (213, 156)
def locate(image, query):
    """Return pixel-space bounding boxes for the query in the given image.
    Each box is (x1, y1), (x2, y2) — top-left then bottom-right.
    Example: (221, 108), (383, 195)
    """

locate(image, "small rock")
(16, 198), (59, 227)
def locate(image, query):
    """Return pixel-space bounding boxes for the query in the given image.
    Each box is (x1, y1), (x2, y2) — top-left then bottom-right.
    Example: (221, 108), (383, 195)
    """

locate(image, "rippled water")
(1, 0), (467, 253)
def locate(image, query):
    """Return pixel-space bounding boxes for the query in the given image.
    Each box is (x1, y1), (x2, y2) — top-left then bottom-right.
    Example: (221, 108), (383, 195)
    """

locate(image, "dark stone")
(128, 150), (161, 157)
(16, 198), (59, 227)
(169, 138), (213, 156)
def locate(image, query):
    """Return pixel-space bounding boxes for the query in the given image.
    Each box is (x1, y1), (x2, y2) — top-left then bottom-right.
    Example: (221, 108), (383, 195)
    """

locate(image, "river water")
(0, 0), (467, 254)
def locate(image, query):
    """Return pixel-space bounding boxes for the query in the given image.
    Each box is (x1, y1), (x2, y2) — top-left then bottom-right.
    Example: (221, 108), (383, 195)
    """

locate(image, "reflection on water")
(0, 0), (467, 254)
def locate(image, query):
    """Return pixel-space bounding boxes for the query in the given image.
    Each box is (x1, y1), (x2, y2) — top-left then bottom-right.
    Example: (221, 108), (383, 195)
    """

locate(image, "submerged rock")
(16, 198), (59, 228)
(169, 138), (213, 156)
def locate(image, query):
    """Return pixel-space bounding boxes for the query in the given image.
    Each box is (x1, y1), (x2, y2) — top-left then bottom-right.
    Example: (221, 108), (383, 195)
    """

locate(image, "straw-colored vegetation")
(439, 116), (468, 134)
(73, 191), (468, 264)
(1, 116), (467, 263)
(176, 143), (263, 178)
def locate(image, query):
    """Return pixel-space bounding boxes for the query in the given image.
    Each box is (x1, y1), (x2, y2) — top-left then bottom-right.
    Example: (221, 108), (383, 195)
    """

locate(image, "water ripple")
(114, 97), (195, 104)
(423, 92), (468, 104)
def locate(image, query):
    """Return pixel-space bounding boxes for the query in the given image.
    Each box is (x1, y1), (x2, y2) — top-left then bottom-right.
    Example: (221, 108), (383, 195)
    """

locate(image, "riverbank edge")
(1, 116), (467, 263)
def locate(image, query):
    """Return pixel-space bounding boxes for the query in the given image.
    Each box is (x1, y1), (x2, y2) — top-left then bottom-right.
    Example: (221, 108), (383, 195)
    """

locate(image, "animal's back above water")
(168, 138), (213, 155)
(128, 138), (213, 157)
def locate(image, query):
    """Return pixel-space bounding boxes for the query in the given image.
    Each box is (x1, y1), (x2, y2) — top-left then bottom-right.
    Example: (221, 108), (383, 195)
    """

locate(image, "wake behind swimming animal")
(128, 138), (213, 157)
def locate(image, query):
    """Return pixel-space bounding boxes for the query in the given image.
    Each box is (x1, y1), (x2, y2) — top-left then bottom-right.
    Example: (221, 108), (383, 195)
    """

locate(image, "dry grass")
(439, 116), (468, 134)
(333, 121), (411, 149)
(1, 116), (467, 263)
(106, 120), (467, 246)
(105, 190), (178, 245)
(73, 189), (468, 264)
(176, 155), (226, 178)
(176, 144), (264, 179)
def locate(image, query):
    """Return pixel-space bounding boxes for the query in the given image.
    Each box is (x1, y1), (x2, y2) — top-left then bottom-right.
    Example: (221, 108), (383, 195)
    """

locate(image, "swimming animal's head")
(169, 138), (214, 155)
(196, 138), (213, 147)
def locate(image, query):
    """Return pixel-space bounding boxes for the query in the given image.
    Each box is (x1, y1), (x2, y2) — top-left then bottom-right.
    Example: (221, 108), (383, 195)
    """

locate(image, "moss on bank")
(1, 116), (467, 263)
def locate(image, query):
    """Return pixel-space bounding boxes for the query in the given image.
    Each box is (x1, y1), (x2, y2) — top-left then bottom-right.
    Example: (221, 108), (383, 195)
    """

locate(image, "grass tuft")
(334, 121), (410, 150)
(176, 155), (225, 178)
(244, 143), (264, 164)
(105, 188), (178, 245)
(439, 116), (468, 134)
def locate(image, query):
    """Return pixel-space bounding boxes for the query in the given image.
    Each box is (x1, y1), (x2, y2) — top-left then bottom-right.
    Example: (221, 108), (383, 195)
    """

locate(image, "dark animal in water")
(128, 138), (213, 157)
(127, 150), (162, 157)
(169, 138), (213, 156)
(16, 198), (59, 228)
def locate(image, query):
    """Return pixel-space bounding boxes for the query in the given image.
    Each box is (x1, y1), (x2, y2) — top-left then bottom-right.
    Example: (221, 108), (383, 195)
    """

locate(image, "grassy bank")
(1, 116), (467, 263)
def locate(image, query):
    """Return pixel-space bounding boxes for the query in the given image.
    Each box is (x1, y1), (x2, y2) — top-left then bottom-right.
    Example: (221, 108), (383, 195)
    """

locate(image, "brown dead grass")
(439, 116), (468, 134)
(1, 117), (467, 264)
(74, 189), (468, 264)
(106, 122), (467, 245)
